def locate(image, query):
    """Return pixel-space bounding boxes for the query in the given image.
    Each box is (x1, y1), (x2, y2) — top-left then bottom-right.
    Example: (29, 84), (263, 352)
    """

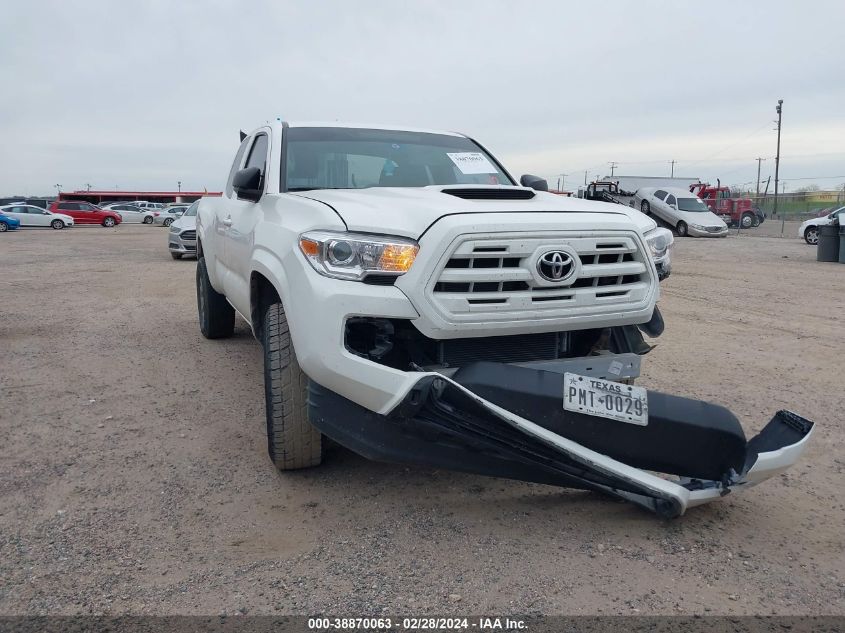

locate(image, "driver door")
(223, 130), (270, 317)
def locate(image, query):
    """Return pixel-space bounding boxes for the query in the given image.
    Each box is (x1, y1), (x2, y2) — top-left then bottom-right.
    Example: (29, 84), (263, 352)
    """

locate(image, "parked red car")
(48, 201), (122, 227)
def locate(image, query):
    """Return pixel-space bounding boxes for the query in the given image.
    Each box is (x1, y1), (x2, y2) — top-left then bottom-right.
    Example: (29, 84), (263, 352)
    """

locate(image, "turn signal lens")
(378, 244), (419, 273)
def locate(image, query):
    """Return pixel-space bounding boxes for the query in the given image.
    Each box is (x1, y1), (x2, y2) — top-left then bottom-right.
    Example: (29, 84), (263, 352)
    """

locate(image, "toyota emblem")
(537, 250), (575, 282)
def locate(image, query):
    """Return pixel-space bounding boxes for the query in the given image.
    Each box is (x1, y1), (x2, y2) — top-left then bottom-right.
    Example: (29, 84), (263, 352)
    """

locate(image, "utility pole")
(85, 183), (91, 192)
(584, 171), (588, 185)
(608, 162), (618, 177)
(669, 160), (676, 178)
(557, 173), (567, 191)
(54, 184), (62, 194)
(774, 99), (783, 235)
(177, 180), (182, 193)
(755, 157), (766, 197)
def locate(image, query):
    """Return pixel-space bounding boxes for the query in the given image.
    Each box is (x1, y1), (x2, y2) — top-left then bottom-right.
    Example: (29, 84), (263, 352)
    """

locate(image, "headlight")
(169, 225), (179, 233)
(644, 227), (673, 261)
(299, 231), (419, 281)
(690, 223), (706, 231)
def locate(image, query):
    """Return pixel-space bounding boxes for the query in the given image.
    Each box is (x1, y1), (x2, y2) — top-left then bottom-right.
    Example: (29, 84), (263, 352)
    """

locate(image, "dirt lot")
(1, 225), (843, 616)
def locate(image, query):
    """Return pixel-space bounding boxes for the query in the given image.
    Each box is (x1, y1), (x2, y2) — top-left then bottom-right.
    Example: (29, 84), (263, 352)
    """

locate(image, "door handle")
(222, 216), (232, 227)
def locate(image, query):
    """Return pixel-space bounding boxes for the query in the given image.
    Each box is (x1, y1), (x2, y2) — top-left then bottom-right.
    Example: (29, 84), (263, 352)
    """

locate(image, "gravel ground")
(1, 224), (843, 616)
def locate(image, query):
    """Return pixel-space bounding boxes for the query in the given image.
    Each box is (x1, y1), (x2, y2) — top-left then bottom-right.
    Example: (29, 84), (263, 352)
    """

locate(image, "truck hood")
(291, 186), (657, 239)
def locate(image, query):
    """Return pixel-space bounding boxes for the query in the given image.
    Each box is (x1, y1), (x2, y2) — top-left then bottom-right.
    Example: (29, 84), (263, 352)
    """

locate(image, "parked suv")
(194, 121), (812, 518)
(48, 201), (122, 227)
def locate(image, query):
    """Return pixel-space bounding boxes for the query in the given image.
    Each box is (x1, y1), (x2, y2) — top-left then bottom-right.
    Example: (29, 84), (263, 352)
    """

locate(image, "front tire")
(676, 221), (688, 237)
(804, 227), (819, 245)
(641, 200), (650, 214)
(196, 256), (235, 338)
(51, 219), (64, 230)
(740, 213), (754, 229)
(103, 217), (116, 227)
(262, 302), (322, 470)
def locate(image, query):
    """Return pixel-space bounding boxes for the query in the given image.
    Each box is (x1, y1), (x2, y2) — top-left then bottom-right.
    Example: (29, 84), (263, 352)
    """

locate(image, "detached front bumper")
(309, 362), (814, 518)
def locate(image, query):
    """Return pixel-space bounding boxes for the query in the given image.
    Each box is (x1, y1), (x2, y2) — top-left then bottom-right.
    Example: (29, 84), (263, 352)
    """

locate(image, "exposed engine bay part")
(343, 317), (659, 371)
(308, 362), (814, 518)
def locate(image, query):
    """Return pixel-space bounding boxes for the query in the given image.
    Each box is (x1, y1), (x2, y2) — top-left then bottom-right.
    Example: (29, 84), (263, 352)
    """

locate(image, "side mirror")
(233, 167), (263, 201)
(520, 174), (549, 192)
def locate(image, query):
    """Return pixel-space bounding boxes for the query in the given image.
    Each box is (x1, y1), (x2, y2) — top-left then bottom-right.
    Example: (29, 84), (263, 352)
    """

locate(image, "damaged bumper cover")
(309, 362), (814, 518)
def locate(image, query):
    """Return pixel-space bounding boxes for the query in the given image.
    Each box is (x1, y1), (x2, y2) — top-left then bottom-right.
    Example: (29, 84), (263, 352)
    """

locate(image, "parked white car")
(0, 204), (75, 229)
(632, 187), (728, 237)
(102, 203), (155, 224)
(798, 206), (844, 244)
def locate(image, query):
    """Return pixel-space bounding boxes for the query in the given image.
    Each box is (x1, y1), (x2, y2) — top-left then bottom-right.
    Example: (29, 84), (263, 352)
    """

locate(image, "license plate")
(563, 372), (649, 426)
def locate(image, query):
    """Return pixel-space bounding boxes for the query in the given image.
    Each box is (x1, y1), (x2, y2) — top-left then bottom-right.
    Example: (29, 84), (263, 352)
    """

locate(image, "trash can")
(840, 223), (845, 264)
(817, 223), (840, 262)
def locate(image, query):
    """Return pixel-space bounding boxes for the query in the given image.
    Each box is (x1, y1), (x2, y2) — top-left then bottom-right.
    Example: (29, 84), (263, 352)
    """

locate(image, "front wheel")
(740, 213), (754, 229)
(676, 221), (688, 237)
(641, 200), (650, 214)
(51, 219), (65, 230)
(196, 256), (235, 338)
(102, 217), (116, 227)
(263, 302), (322, 470)
(163, 218), (174, 227)
(804, 227), (819, 245)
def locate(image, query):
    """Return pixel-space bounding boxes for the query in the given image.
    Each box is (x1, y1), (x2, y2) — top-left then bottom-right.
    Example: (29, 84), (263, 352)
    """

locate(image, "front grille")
(180, 230), (196, 240)
(429, 233), (652, 319)
(705, 226), (723, 233)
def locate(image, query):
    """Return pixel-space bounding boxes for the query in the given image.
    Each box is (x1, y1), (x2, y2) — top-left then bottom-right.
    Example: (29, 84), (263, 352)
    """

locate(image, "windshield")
(284, 127), (513, 192)
(677, 197), (710, 212)
(184, 203), (198, 217)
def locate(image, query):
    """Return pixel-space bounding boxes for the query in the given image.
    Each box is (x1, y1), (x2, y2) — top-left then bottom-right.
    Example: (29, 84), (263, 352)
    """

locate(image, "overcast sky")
(2, 0), (844, 196)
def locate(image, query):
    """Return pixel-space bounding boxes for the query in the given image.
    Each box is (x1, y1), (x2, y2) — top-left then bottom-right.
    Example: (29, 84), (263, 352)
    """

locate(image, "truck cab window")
(225, 137), (251, 198)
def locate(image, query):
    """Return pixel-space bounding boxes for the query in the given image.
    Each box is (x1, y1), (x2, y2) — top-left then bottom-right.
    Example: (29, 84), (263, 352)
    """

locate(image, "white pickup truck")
(196, 121), (813, 517)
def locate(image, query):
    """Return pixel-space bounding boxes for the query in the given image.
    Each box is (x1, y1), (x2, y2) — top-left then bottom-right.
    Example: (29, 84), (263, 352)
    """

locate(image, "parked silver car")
(632, 187), (728, 237)
(154, 205), (188, 227)
(167, 201), (197, 258)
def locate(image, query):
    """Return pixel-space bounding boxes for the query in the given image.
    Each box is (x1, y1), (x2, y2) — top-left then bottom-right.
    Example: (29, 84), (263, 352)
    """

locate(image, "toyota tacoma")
(195, 122), (813, 518)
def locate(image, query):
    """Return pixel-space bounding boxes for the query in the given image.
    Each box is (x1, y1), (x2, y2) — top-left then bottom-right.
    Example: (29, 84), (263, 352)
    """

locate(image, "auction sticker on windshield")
(563, 373), (649, 426)
(447, 152), (497, 174)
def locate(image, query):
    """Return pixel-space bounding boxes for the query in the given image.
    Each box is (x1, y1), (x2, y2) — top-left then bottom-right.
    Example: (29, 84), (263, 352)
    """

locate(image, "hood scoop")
(441, 187), (535, 201)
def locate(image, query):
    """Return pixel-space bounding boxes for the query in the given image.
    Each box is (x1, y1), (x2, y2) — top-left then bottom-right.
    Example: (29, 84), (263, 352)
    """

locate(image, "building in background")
(58, 190), (221, 205)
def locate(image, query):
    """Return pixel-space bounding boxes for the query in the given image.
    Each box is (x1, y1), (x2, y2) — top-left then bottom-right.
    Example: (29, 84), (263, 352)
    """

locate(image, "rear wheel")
(641, 200), (650, 214)
(143, 216), (153, 224)
(51, 219), (64, 230)
(804, 227), (819, 245)
(262, 302), (322, 470)
(196, 256), (235, 338)
(740, 213), (754, 229)
(102, 217), (116, 227)
(163, 218), (174, 227)
(0, 222), (7, 232)
(676, 221), (688, 237)
(752, 214), (761, 227)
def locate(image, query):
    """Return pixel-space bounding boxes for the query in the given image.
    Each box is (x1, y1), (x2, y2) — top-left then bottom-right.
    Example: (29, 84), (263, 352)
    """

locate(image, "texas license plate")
(563, 373), (649, 426)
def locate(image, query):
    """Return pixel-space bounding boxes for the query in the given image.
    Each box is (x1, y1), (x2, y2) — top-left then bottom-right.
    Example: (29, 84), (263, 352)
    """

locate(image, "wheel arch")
(250, 249), (291, 343)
